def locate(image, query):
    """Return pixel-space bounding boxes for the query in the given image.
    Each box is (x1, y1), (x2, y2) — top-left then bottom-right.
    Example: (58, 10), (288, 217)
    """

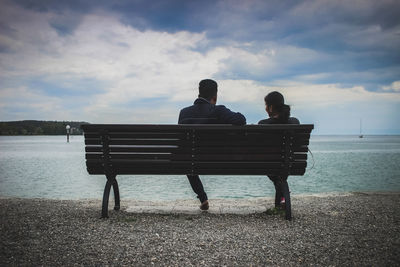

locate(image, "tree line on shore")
(0, 120), (89, 135)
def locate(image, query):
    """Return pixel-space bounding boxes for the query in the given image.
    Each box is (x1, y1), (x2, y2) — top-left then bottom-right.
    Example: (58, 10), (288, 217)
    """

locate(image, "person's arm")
(216, 105), (246, 125)
(178, 109), (185, 124)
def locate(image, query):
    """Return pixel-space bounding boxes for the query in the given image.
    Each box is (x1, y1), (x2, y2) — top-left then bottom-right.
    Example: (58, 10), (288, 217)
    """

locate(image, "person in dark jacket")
(258, 91), (299, 211)
(258, 91), (299, 125)
(179, 79), (246, 210)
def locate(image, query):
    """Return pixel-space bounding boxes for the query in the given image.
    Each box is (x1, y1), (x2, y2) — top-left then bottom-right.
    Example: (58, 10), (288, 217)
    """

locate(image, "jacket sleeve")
(216, 105), (246, 125)
(178, 109), (184, 124)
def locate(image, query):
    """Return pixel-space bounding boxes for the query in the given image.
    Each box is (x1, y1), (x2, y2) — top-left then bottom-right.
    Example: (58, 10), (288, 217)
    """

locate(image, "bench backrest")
(82, 124), (314, 176)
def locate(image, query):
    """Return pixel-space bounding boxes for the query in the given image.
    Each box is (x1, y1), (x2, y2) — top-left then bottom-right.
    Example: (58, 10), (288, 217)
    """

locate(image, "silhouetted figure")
(179, 79), (246, 210)
(258, 91), (299, 210)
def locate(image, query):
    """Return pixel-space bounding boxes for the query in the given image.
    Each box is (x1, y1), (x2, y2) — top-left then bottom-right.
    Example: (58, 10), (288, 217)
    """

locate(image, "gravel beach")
(1, 192), (399, 266)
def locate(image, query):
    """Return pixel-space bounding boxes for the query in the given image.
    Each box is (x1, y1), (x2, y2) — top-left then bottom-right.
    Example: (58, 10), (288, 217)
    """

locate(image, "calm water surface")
(0, 135), (399, 200)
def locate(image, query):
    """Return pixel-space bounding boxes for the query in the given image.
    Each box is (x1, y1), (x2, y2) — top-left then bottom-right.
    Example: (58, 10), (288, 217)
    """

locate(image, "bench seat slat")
(85, 153), (307, 161)
(194, 133), (310, 141)
(84, 132), (187, 139)
(86, 167), (192, 175)
(82, 124), (314, 131)
(193, 146), (309, 153)
(192, 129), (312, 134)
(86, 166), (306, 176)
(193, 169), (306, 175)
(86, 161), (191, 168)
(193, 161), (306, 169)
(85, 139), (189, 146)
(85, 145), (309, 153)
(193, 139), (309, 147)
(85, 146), (191, 153)
(85, 138), (309, 147)
(86, 160), (306, 169)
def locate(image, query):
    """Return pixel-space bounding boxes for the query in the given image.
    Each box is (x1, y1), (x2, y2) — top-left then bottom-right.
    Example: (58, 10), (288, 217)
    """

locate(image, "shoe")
(200, 200), (209, 211)
(266, 207), (285, 215)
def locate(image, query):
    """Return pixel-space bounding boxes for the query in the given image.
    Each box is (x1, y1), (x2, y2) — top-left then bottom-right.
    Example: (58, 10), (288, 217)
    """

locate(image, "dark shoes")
(200, 200), (209, 211)
(266, 207), (285, 215)
(266, 197), (287, 216)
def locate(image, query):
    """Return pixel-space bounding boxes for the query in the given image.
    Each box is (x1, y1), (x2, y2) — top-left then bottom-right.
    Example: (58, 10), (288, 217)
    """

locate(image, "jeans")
(187, 175), (208, 203)
(268, 175), (288, 207)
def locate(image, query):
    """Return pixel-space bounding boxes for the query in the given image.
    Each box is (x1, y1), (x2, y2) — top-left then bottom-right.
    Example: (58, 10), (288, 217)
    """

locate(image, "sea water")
(0, 135), (399, 200)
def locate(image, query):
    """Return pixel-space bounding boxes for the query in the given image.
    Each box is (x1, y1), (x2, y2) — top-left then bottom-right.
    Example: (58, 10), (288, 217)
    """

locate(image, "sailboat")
(359, 119), (363, 138)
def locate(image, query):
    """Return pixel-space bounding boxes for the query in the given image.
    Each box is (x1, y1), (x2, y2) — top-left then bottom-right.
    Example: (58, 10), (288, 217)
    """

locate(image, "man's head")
(198, 79), (218, 104)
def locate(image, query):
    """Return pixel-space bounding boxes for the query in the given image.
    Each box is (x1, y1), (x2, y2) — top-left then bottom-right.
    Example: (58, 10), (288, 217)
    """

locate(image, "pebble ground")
(1, 192), (399, 266)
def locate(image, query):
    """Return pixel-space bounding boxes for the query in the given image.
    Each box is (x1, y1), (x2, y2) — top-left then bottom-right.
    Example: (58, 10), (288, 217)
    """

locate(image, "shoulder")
(215, 104), (227, 110)
(288, 117), (300, 124)
(179, 105), (192, 114)
(258, 118), (272, 124)
(214, 105), (235, 115)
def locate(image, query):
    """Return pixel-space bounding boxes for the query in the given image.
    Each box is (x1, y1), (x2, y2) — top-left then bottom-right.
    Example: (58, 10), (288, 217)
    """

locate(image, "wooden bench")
(81, 124), (314, 220)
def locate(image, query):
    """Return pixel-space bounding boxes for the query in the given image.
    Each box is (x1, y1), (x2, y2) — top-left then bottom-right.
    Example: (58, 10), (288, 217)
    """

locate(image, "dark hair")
(199, 79), (218, 100)
(264, 91), (291, 123)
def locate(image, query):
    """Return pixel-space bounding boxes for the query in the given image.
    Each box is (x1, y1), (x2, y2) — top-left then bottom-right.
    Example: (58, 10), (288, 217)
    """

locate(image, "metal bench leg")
(112, 179), (120, 211)
(281, 179), (292, 221)
(101, 175), (120, 218)
(102, 180), (112, 218)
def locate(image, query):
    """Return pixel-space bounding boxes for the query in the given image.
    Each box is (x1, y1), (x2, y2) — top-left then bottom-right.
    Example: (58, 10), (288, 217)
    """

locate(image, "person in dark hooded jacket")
(259, 91), (299, 210)
(179, 79), (246, 210)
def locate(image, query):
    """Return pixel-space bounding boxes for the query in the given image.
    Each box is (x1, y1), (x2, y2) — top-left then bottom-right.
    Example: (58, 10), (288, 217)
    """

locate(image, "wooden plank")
(293, 153), (308, 160)
(193, 168), (306, 175)
(193, 146), (284, 154)
(84, 132), (188, 139)
(85, 139), (190, 146)
(85, 146), (191, 153)
(292, 146), (309, 153)
(192, 154), (282, 161)
(192, 161), (307, 169)
(86, 161), (192, 170)
(81, 124), (314, 132)
(86, 166), (193, 175)
(194, 132), (310, 142)
(194, 133), (283, 141)
(86, 160), (306, 169)
(85, 152), (308, 161)
(85, 146), (310, 155)
(85, 153), (192, 161)
(85, 138), (308, 147)
(193, 139), (282, 147)
(86, 166), (306, 176)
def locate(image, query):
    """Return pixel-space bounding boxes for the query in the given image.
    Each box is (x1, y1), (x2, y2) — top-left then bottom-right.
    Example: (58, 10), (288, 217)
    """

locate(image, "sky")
(0, 0), (399, 134)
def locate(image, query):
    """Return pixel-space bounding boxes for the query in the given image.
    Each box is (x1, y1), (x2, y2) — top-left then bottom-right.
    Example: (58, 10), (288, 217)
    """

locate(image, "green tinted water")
(0, 135), (399, 200)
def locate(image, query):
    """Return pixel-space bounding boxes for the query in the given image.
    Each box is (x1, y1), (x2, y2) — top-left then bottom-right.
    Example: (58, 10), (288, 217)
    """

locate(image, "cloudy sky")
(0, 0), (399, 134)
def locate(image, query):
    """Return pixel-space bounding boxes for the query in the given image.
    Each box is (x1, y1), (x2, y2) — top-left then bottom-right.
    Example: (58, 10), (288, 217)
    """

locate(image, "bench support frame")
(280, 130), (294, 220)
(82, 124), (314, 220)
(102, 175), (120, 218)
(100, 130), (121, 218)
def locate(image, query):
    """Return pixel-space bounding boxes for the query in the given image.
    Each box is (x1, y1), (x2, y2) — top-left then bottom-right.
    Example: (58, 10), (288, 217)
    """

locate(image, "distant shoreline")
(0, 120), (89, 135)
